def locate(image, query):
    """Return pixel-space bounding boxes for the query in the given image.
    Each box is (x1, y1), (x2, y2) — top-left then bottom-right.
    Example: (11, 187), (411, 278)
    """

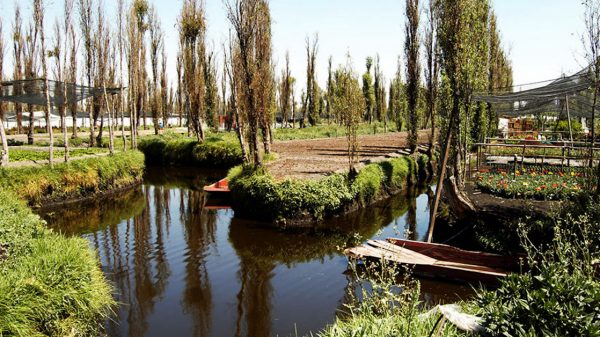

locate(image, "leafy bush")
(352, 164), (384, 206)
(477, 214), (600, 336)
(552, 120), (583, 134)
(0, 151), (145, 206)
(138, 134), (243, 168)
(0, 189), (115, 336)
(228, 156), (423, 224)
(7, 139), (24, 146)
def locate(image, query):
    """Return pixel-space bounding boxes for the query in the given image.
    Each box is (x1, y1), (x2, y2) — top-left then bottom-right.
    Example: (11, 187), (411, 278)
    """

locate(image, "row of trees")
(0, 0), (512, 171)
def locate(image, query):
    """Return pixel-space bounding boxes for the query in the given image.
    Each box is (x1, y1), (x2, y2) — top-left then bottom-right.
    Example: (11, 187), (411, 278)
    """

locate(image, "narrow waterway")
(40, 168), (474, 337)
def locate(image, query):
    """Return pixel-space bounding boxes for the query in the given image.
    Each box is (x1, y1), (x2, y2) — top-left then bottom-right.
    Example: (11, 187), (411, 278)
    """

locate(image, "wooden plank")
(367, 240), (437, 265)
(372, 239), (507, 275)
(387, 238), (522, 270)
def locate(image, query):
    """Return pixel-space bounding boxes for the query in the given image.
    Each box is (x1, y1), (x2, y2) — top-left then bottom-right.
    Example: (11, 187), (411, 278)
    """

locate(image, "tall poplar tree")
(374, 55), (386, 126)
(435, 0), (491, 215)
(362, 57), (375, 124)
(326, 56), (335, 124)
(305, 34), (319, 126)
(280, 51), (293, 128)
(12, 7), (25, 135)
(333, 55), (365, 173)
(149, 7), (164, 135)
(425, 0), (440, 162)
(78, 0), (95, 146)
(405, 0), (420, 154)
(227, 0), (274, 166)
(178, 0), (206, 141)
(0, 19), (8, 166)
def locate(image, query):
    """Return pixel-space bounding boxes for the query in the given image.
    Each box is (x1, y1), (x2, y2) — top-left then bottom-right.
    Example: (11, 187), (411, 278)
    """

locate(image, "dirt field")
(268, 129), (431, 180)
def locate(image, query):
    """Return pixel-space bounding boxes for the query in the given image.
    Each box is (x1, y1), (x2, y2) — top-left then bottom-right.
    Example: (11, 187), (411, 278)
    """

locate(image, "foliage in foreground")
(228, 155), (424, 224)
(317, 262), (463, 337)
(138, 132), (243, 168)
(476, 209), (600, 336)
(0, 150), (145, 206)
(0, 189), (115, 336)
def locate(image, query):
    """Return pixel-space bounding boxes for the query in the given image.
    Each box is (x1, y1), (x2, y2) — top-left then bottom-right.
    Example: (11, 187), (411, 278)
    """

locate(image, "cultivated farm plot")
(268, 129), (431, 180)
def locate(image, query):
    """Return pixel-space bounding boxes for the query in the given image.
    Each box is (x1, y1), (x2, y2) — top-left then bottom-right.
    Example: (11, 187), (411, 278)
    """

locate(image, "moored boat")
(203, 178), (230, 194)
(344, 238), (524, 285)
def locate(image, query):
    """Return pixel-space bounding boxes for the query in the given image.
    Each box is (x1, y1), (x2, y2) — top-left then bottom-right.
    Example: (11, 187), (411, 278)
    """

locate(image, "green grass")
(9, 148), (108, 162)
(228, 155), (423, 224)
(272, 121), (398, 141)
(0, 151), (145, 207)
(0, 189), (115, 336)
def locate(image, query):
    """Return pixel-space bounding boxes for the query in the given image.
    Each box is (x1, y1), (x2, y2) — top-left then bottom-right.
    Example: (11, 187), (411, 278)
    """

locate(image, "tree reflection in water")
(38, 169), (473, 337)
(180, 189), (216, 337)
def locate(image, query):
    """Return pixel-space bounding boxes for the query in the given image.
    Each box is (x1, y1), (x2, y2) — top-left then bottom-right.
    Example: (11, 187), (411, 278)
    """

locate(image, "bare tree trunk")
(16, 107), (23, 134)
(104, 84), (114, 155)
(590, 88), (597, 168)
(0, 118), (7, 166)
(27, 105), (34, 145)
(234, 106), (248, 162)
(44, 89), (54, 166)
(261, 124), (270, 154)
(61, 105), (69, 162)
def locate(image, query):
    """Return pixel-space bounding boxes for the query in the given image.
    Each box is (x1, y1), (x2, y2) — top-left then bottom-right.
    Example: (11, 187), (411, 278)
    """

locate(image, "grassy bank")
(228, 155), (426, 225)
(0, 189), (114, 336)
(0, 150), (145, 207)
(138, 133), (243, 168)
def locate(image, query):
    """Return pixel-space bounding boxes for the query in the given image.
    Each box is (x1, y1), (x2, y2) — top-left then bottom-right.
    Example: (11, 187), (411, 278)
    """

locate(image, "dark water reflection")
(40, 168), (473, 337)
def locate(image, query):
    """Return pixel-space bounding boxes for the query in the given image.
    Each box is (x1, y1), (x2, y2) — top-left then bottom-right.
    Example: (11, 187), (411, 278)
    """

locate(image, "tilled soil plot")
(268, 129), (431, 180)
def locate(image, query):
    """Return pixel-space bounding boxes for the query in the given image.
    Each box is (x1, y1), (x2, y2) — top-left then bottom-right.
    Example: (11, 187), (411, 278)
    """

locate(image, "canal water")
(40, 168), (474, 337)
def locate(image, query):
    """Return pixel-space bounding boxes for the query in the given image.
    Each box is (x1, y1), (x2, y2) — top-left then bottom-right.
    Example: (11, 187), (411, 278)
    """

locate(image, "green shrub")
(379, 156), (414, 189)
(0, 190), (115, 336)
(351, 164), (384, 206)
(229, 155), (424, 223)
(477, 215), (600, 336)
(0, 151), (145, 206)
(138, 134), (243, 168)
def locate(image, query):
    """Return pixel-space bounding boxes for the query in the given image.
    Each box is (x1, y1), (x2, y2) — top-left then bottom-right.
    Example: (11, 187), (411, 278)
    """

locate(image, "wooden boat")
(203, 178), (230, 194)
(344, 238), (523, 285)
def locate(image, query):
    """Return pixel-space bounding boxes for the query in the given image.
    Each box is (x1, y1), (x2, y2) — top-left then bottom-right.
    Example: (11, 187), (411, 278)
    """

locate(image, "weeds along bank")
(0, 150), (145, 207)
(228, 154), (430, 227)
(0, 189), (114, 336)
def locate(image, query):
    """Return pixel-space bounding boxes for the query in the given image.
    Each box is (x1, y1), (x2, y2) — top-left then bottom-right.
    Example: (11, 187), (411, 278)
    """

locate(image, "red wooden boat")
(344, 238), (524, 285)
(203, 178), (230, 194)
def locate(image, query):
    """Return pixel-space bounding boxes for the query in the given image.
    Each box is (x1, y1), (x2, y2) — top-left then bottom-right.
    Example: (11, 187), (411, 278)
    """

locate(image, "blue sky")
(0, 0), (587, 92)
